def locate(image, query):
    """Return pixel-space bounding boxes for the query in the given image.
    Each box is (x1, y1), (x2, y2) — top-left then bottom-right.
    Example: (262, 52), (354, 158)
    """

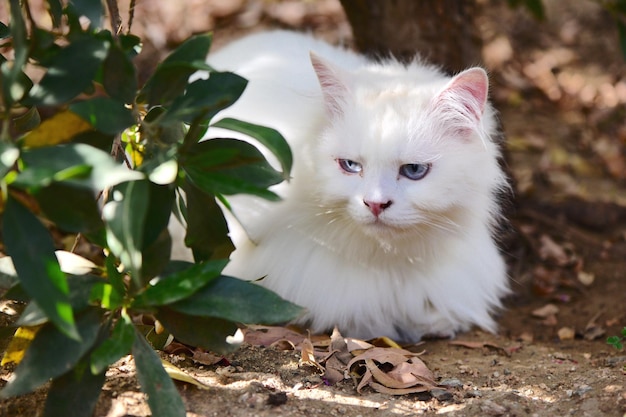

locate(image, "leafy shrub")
(0, 1), (301, 416)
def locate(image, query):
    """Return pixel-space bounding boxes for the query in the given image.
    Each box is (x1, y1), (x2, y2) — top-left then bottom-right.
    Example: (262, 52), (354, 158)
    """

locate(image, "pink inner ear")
(310, 52), (349, 118)
(438, 67), (489, 122)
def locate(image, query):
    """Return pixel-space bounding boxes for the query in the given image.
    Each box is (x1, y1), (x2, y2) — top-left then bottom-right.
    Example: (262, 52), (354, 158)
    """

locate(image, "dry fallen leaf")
(448, 340), (521, 357)
(532, 303), (560, 318)
(348, 347), (435, 394)
(583, 311), (606, 341)
(345, 337), (375, 353)
(322, 328), (352, 384)
(448, 340), (485, 350)
(243, 325), (306, 348)
(192, 350), (226, 366)
(538, 234), (573, 266)
(347, 347), (420, 368)
(532, 266), (561, 296)
(299, 336), (325, 373)
(518, 331), (534, 343)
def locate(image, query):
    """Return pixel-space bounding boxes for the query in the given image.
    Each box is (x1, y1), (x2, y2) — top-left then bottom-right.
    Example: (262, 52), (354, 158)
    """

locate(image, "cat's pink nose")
(363, 200), (392, 217)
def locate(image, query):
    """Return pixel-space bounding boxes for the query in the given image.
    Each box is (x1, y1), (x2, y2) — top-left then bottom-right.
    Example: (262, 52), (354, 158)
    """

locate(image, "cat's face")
(310, 56), (503, 240)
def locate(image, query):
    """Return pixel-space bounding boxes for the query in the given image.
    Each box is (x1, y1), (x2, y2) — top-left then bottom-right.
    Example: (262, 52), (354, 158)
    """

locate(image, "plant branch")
(105, 0), (122, 36)
(128, 0), (136, 34)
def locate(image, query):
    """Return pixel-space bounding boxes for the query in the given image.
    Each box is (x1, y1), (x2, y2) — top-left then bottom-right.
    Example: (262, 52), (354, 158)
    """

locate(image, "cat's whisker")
(415, 213), (463, 236)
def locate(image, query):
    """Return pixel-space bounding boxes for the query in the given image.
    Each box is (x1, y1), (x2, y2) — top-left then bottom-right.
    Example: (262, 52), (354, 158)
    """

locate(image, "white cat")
(173, 30), (510, 341)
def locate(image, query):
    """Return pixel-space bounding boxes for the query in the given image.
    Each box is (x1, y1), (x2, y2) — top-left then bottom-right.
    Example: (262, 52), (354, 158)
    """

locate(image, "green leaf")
(119, 34), (142, 57)
(12, 107), (41, 133)
(143, 106), (186, 145)
(170, 275), (303, 325)
(16, 275), (103, 326)
(0, 308), (101, 398)
(132, 329), (186, 417)
(36, 183), (104, 233)
(15, 143), (144, 191)
(42, 351), (106, 417)
(103, 42), (138, 103)
(0, 142), (19, 178)
(103, 180), (149, 287)
(607, 335), (623, 350)
(0, 256), (18, 290)
(90, 312), (135, 374)
(183, 181), (234, 262)
(525, 0), (546, 20)
(65, 275), (104, 311)
(507, 0), (545, 20)
(70, 97), (135, 135)
(132, 259), (228, 308)
(182, 139), (283, 200)
(0, 61), (33, 106)
(0, 22), (9, 39)
(0, 252), (96, 297)
(14, 302), (49, 326)
(89, 281), (124, 310)
(156, 307), (240, 353)
(139, 33), (213, 106)
(2, 196), (78, 340)
(27, 36), (110, 106)
(161, 72), (247, 125)
(212, 118), (292, 179)
(30, 27), (61, 66)
(141, 228), (173, 281)
(68, 0), (103, 27)
(104, 252), (126, 299)
(3, 0), (31, 105)
(71, 130), (115, 153)
(142, 183), (175, 249)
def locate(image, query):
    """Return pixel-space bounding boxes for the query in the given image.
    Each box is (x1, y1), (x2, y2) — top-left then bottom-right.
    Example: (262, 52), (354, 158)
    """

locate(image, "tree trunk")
(339, 0), (482, 74)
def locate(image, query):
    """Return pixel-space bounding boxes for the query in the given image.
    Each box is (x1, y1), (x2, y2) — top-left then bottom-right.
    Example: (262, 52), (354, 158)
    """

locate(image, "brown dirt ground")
(1, 1), (626, 416)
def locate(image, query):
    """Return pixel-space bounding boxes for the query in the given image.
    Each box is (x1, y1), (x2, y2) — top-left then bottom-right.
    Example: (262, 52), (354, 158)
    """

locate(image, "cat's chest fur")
(182, 30), (510, 341)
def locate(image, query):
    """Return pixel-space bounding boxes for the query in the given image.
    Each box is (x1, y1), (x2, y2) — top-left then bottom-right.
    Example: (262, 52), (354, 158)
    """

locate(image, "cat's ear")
(433, 67), (489, 126)
(310, 52), (350, 118)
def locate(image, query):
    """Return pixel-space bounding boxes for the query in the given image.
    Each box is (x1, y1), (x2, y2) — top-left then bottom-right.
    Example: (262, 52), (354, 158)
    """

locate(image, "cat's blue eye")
(338, 159), (362, 174)
(399, 163), (430, 180)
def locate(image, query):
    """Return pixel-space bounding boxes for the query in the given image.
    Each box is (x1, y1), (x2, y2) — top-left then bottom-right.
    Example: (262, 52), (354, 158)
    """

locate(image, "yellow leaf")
(23, 111), (93, 148)
(1, 325), (42, 366)
(369, 336), (402, 349)
(161, 359), (211, 389)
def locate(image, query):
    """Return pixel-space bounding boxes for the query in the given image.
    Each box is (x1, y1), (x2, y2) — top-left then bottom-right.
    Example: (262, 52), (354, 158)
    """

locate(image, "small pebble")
(430, 388), (453, 401)
(573, 385), (592, 396)
(439, 378), (464, 389)
(605, 356), (626, 367)
(465, 389), (483, 398)
(480, 399), (508, 416)
(266, 391), (288, 406)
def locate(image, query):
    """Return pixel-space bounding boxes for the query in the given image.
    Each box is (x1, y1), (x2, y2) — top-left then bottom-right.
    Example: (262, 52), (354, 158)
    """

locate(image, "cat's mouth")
(362, 217), (404, 235)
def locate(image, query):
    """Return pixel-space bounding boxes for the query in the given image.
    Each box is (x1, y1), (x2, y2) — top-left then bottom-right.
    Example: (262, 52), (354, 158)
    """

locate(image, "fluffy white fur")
(172, 31), (510, 341)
